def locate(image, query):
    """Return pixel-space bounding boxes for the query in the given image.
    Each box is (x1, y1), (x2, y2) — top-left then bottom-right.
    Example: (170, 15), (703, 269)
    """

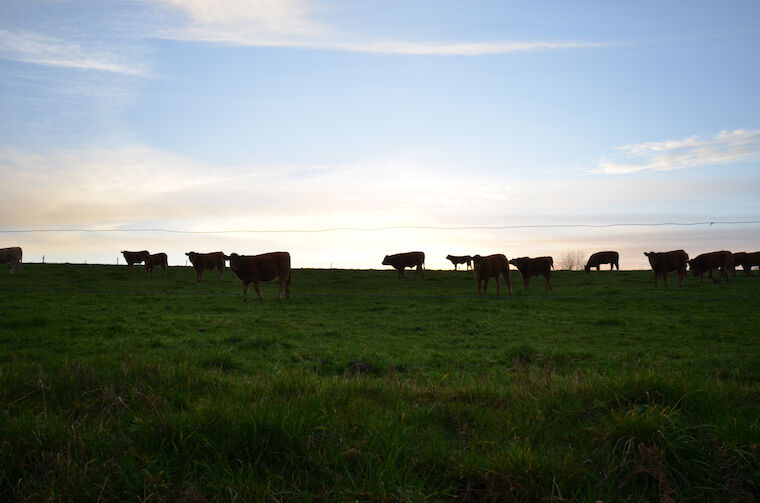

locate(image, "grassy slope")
(1, 264), (758, 501)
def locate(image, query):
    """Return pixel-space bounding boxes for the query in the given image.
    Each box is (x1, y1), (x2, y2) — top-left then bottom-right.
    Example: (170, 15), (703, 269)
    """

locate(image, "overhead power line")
(1, 220), (759, 234)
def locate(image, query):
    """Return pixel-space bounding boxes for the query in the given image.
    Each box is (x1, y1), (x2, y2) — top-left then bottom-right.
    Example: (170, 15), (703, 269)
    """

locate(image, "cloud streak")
(153, 0), (608, 55)
(593, 129), (760, 174)
(0, 28), (149, 76)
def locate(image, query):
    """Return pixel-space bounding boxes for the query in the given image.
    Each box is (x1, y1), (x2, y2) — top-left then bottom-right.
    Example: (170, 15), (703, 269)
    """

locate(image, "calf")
(382, 251), (425, 279)
(688, 251), (733, 283)
(644, 250), (688, 287)
(121, 250), (149, 271)
(584, 251), (619, 272)
(145, 252), (168, 278)
(185, 251), (225, 283)
(472, 254), (512, 296)
(733, 251), (760, 276)
(225, 252), (291, 302)
(446, 254), (473, 271)
(508, 256), (553, 291)
(0, 246), (22, 275)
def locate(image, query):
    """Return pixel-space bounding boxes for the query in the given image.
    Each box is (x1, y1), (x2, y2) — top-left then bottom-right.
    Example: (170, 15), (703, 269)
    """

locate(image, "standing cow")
(225, 252), (291, 302)
(733, 251), (760, 276)
(382, 251), (425, 279)
(472, 254), (512, 296)
(446, 254), (473, 271)
(644, 250), (688, 287)
(0, 246), (22, 275)
(121, 250), (149, 271)
(687, 251), (733, 283)
(584, 251), (619, 272)
(145, 252), (168, 278)
(185, 251), (225, 283)
(509, 256), (553, 291)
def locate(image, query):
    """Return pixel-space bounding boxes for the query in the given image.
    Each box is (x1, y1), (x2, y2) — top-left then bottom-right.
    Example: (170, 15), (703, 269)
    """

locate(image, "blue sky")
(1, 0), (759, 269)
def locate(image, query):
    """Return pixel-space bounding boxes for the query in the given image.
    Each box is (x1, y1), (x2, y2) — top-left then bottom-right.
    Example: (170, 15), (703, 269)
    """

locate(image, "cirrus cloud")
(592, 129), (760, 174)
(153, 0), (608, 55)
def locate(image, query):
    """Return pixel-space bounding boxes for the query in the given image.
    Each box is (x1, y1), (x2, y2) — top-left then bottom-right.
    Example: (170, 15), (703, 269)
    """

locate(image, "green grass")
(1, 264), (759, 501)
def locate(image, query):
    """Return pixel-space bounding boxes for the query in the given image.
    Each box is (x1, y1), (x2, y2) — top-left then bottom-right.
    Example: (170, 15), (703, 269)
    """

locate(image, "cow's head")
(508, 257), (527, 268)
(225, 253), (240, 271)
(643, 252), (657, 268)
(381, 255), (391, 265)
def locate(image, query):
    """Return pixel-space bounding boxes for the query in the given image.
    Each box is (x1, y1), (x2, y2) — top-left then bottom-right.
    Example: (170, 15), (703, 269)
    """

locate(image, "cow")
(121, 250), (149, 271)
(733, 251), (760, 276)
(644, 250), (688, 287)
(225, 252), (291, 302)
(508, 256), (553, 291)
(185, 251), (225, 283)
(446, 254), (473, 271)
(145, 252), (168, 278)
(687, 251), (733, 283)
(382, 251), (425, 279)
(472, 254), (512, 296)
(584, 251), (619, 272)
(0, 246), (22, 275)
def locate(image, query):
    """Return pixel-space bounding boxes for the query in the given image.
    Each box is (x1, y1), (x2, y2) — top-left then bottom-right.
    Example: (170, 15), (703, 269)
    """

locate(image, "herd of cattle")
(1, 246), (758, 301)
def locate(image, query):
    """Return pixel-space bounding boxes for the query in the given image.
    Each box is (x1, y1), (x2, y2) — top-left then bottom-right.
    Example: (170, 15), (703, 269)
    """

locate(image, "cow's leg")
(505, 269), (513, 296)
(242, 282), (249, 302)
(418, 264), (424, 279)
(285, 273), (291, 299)
(546, 273), (552, 291)
(277, 275), (287, 300)
(483, 277), (489, 295)
(253, 279), (264, 301)
(197, 270), (203, 283)
(523, 276), (529, 290)
(397, 267), (405, 279)
(218, 266), (224, 281)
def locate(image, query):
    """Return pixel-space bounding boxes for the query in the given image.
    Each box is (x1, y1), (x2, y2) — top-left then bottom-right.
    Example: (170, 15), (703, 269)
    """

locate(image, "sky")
(1, 0), (759, 270)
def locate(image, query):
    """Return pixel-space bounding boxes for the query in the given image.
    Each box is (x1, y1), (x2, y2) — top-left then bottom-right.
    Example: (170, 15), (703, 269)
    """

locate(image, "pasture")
(1, 264), (759, 501)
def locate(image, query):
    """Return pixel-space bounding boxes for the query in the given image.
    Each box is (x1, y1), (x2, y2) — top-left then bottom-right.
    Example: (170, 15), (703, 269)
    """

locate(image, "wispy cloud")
(0, 28), (149, 76)
(592, 129), (760, 174)
(153, 0), (607, 55)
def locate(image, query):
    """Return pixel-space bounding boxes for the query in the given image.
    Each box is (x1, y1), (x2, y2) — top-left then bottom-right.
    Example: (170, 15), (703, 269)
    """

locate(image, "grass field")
(1, 264), (759, 502)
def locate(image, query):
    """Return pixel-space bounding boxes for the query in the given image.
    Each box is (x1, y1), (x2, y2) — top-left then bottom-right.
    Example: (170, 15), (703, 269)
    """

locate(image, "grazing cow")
(0, 246), (22, 275)
(687, 251), (733, 283)
(225, 252), (291, 302)
(145, 252), (168, 278)
(584, 251), (619, 272)
(472, 254), (512, 296)
(121, 250), (149, 271)
(382, 251), (425, 279)
(508, 256), (553, 291)
(446, 254), (473, 271)
(185, 251), (225, 283)
(733, 251), (760, 276)
(644, 250), (688, 287)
